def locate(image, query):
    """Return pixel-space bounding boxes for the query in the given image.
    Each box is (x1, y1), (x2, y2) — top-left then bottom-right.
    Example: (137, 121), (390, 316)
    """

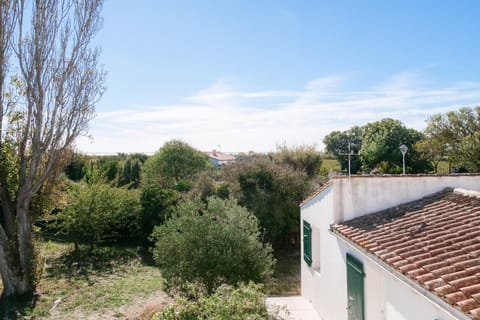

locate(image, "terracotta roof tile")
(445, 291), (468, 304)
(331, 188), (480, 319)
(461, 284), (480, 297)
(205, 151), (236, 161)
(435, 284), (456, 296)
(457, 298), (480, 312)
(472, 293), (480, 303)
(470, 308), (480, 318)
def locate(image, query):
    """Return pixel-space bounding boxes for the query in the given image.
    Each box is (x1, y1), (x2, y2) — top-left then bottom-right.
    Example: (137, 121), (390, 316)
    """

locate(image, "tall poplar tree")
(0, 0), (104, 310)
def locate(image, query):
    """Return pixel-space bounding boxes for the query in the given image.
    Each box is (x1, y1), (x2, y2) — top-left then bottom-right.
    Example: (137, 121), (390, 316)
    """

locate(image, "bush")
(151, 197), (275, 294)
(57, 182), (141, 247)
(154, 282), (283, 320)
(140, 184), (179, 243)
(221, 155), (313, 248)
(272, 144), (322, 178)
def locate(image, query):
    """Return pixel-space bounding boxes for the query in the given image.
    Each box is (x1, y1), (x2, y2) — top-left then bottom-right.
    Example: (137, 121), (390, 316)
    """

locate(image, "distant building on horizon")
(205, 150), (236, 167)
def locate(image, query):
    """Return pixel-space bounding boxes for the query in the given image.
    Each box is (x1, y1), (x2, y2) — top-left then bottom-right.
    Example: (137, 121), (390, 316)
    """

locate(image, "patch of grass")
(265, 251), (300, 296)
(27, 241), (164, 319)
(320, 159), (341, 176)
(436, 161), (450, 174)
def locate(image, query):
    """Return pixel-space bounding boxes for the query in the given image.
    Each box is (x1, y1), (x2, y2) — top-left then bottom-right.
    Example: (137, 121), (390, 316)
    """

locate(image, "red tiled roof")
(205, 151), (236, 161)
(331, 188), (480, 319)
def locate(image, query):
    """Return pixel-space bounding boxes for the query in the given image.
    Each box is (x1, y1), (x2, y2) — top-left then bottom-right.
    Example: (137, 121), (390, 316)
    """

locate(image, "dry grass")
(20, 240), (169, 319)
(265, 252), (301, 297)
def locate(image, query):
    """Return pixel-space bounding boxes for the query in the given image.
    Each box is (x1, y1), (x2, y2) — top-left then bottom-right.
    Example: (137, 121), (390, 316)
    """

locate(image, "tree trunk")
(0, 204), (35, 318)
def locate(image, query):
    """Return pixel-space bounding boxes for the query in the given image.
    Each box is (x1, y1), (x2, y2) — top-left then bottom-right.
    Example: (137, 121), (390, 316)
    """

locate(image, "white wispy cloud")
(76, 73), (480, 154)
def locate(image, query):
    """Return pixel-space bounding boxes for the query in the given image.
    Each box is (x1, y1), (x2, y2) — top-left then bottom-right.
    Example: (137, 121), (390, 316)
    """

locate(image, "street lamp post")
(399, 144), (408, 175)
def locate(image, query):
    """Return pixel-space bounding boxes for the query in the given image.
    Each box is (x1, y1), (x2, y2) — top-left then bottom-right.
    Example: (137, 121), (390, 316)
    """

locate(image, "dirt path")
(49, 289), (174, 320)
(92, 289), (173, 320)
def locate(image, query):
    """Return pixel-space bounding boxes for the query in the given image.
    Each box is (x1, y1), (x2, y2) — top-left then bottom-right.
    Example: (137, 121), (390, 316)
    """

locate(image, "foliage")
(142, 140), (211, 188)
(84, 158), (119, 184)
(187, 171), (217, 201)
(65, 153), (88, 181)
(151, 197), (275, 294)
(140, 184), (179, 243)
(66, 153), (148, 187)
(271, 144), (322, 178)
(57, 183), (141, 247)
(221, 155), (312, 248)
(414, 138), (448, 173)
(323, 126), (363, 174)
(154, 282), (282, 320)
(116, 154), (146, 188)
(360, 118), (430, 173)
(423, 107), (480, 172)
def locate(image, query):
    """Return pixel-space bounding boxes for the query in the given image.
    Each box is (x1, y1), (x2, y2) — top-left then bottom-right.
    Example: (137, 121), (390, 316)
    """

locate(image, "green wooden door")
(347, 253), (365, 320)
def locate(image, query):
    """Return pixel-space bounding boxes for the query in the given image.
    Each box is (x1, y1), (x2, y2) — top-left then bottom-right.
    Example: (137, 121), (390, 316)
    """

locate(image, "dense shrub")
(154, 282), (283, 320)
(221, 155), (313, 248)
(151, 197), (275, 294)
(272, 144), (322, 178)
(57, 183), (141, 247)
(140, 184), (179, 243)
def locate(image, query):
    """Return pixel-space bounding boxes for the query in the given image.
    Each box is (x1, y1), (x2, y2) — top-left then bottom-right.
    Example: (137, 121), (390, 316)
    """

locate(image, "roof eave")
(300, 181), (334, 209)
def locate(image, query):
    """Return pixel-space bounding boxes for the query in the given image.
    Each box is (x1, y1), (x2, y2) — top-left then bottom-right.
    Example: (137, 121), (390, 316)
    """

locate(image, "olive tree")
(151, 197), (275, 294)
(0, 0), (104, 306)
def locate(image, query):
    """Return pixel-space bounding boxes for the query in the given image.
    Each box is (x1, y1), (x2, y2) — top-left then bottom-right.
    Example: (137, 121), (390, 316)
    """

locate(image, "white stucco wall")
(300, 175), (480, 320)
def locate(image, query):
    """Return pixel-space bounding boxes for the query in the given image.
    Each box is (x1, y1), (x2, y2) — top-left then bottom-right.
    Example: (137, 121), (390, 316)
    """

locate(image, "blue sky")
(77, 0), (480, 154)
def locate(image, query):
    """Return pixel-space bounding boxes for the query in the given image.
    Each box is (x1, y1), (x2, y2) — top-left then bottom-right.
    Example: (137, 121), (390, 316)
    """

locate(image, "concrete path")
(266, 296), (320, 320)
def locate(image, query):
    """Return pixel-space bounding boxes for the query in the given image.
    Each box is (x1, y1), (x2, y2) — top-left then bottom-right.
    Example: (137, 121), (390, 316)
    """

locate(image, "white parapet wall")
(333, 175), (480, 223)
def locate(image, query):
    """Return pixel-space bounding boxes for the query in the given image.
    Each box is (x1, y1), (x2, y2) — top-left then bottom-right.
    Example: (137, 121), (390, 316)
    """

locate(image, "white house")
(301, 175), (480, 320)
(205, 150), (236, 167)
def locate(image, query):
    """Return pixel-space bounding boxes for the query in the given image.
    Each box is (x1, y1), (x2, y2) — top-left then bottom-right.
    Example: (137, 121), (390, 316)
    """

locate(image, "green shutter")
(347, 253), (365, 320)
(303, 220), (312, 266)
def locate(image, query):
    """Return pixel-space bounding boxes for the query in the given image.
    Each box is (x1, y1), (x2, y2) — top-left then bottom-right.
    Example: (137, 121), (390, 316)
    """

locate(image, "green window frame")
(303, 220), (312, 266)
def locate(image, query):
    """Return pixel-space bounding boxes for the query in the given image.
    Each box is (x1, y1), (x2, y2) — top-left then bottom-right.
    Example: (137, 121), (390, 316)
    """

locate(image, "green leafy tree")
(360, 119), (430, 173)
(323, 126), (363, 174)
(139, 184), (179, 243)
(272, 144), (322, 178)
(414, 138), (448, 173)
(222, 155), (312, 248)
(423, 107), (480, 172)
(142, 140), (211, 189)
(58, 183), (141, 248)
(151, 197), (275, 294)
